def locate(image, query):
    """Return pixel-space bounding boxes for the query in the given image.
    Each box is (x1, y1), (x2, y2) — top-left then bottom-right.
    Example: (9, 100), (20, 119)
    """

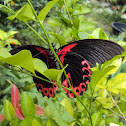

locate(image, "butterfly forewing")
(58, 39), (124, 97)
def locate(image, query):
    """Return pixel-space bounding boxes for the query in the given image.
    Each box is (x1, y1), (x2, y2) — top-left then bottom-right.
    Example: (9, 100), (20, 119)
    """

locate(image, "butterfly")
(10, 39), (124, 98)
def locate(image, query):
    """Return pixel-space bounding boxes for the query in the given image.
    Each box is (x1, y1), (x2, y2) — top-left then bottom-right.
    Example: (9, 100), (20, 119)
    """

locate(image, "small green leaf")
(60, 99), (73, 116)
(43, 65), (67, 82)
(69, 28), (79, 39)
(48, 100), (72, 126)
(90, 66), (116, 88)
(79, 21), (94, 32)
(9, 119), (20, 126)
(88, 28), (109, 40)
(0, 50), (35, 74)
(47, 119), (59, 126)
(4, 100), (15, 121)
(0, 4), (4, 9)
(49, 32), (67, 46)
(57, 12), (71, 25)
(21, 116), (41, 126)
(108, 73), (126, 93)
(21, 92), (36, 117)
(6, 39), (21, 45)
(7, 3), (35, 21)
(0, 30), (7, 40)
(33, 58), (48, 74)
(91, 111), (101, 126)
(38, 0), (59, 23)
(48, 18), (66, 28)
(76, 97), (90, 111)
(32, 119), (42, 126)
(73, 4), (90, 15)
(7, 31), (18, 37)
(0, 48), (11, 58)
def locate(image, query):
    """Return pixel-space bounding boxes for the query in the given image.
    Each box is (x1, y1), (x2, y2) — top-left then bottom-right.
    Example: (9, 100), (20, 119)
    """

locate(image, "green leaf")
(91, 111), (101, 126)
(88, 28), (109, 40)
(47, 119), (59, 126)
(60, 99), (73, 116)
(0, 50), (35, 74)
(48, 18), (66, 28)
(4, 100), (15, 121)
(57, 12), (71, 25)
(76, 97), (90, 111)
(32, 119), (42, 126)
(4, 0), (11, 5)
(49, 32), (67, 46)
(38, 0), (59, 23)
(6, 39), (21, 45)
(73, 4), (90, 15)
(7, 31), (18, 37)
(0, 48), (11, 58)
(21, 92), (36, 117)
(0, 30), (7, 40)
(90, 66), (116, 89)
(68, 28), (79, 39)
(33, 58), (48, 74)
(108, 73), (126, 93)
(21, 116), (41, 126)
(9, 119), (20, 126)
(7, 3), (35, 21)
(48, 100), (73, 126)
(0, 4), (4, 9)
(43, 65), (67, 82)
(79, 21), (94, 32)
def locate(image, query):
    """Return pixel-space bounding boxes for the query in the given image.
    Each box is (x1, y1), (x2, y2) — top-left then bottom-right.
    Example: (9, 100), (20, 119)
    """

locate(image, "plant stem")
(63, 0), (73, 26)
(24, 22), (48, 46)
(27, 0), (50, 43)
(71, 90), (93, 126)
(108, 90), (126, 122)
(26, 1), (93, 125)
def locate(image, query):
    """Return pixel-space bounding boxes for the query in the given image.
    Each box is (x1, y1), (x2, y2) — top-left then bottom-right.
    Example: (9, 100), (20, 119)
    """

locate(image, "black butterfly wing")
(58, 39), (124, 97)
(10, 45), (58, 97)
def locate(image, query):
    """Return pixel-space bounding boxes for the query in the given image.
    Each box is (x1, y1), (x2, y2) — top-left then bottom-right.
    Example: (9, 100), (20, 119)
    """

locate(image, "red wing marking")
(79, 82), (86, 91)
(37, 83), (43, 92)
(53, 84), (58, 93)
(62, 79), (68, 93)
(43, 88), (49, 96)
(49, 88), (54, 97)
(67, 91), (74, 98)
(58, 43), (78, 63)
(82, 67), (91, 76)
(81, 60), (90, 69)
(73, 87), (81, 95)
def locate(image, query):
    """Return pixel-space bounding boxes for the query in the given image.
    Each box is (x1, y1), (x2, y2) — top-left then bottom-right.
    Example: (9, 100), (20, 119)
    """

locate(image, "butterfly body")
(10, 39), (124, 98)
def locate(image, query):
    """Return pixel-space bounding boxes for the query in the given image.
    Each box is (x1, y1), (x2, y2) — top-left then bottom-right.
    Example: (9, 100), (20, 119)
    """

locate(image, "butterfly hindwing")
(10, 45), (58, 98)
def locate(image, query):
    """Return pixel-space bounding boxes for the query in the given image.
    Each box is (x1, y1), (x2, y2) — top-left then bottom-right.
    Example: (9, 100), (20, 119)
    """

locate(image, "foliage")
(0, 0), (126, 126)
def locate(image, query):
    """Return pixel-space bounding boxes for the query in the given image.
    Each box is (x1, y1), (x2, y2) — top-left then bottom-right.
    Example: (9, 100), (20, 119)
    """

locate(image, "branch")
(108, 90), (126, 122)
